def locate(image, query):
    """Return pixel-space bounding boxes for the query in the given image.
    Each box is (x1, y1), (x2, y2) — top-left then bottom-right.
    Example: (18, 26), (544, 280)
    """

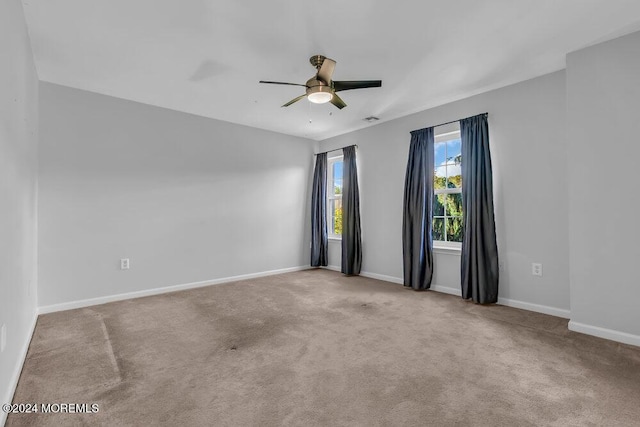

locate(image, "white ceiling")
(21, 1), (640, 141)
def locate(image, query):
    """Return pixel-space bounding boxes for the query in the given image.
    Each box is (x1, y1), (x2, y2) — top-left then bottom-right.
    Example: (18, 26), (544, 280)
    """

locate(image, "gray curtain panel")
(402, 127), (435, 290)
(460, 114), (499, 303)
(310, 153), (328, 267)
(341, 146), (362, 275)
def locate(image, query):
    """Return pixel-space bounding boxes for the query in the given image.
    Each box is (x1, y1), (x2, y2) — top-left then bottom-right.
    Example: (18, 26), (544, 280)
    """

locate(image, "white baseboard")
(1, 311), (38, 427)
(498, 297), (570, 319)
(360, 270), (403, 285)
(429, 288), (571, 320)
(323, 267), (571, 319)
(37, 266), (309, 314)
(431, 285), (461, 296)
(429, 286), (571, 320)
(324, 266), (404, 285)
(568, 321), (640, 347)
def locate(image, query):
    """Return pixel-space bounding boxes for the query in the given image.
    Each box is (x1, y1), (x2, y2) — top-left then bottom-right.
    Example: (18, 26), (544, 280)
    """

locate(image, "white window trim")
(433, 240), (462, 252)
(433, 127), (463, 247)
(327, 154), (343, 240)
(434, 187), (461, 195)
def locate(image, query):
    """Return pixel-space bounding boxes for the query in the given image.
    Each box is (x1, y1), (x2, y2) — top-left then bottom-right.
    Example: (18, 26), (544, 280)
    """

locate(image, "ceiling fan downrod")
(309, 55), (326, 70)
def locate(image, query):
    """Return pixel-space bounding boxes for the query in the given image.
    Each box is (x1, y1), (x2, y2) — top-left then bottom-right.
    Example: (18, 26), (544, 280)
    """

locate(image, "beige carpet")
(7, 269), (640, 426)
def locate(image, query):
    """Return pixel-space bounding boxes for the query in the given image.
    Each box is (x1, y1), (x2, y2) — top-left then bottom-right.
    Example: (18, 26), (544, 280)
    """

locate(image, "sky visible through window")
(435, 138), (461, 168)
(334, 161), (343, 193)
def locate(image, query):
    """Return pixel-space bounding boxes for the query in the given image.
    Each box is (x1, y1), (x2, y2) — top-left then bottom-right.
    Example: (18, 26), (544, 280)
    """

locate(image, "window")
(434, 126), (463, 247)
(327, 155), (343, 238)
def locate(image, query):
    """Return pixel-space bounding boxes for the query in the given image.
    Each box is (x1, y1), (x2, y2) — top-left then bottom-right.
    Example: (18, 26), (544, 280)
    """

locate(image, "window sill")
(433, 245), (462, 255)
(328, 236), (342, 242)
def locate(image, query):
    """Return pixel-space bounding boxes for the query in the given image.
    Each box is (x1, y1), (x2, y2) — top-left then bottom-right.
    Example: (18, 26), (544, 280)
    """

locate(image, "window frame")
(327, 154), (343, 240)
(433, 127), (463, 250)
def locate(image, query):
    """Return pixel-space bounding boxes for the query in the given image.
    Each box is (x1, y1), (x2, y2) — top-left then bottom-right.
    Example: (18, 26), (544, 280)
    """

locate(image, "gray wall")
(0, 0), (39, 416)
(567, 31), (640, 340)
(38, 83), (315, 308)
(320, 71), (570, 314)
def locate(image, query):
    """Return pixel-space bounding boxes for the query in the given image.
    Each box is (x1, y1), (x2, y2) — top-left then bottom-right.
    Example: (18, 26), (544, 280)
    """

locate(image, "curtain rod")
(410, 112), (488, 134)
(314, 144), (357, 156)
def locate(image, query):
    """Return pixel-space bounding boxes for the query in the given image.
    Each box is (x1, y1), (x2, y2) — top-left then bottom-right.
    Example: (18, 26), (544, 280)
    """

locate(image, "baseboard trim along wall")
(431, 285), (461, 296)
(324, 266), (571, 319)
(360, 270), (403, 285)
(568, 321), (640, 347)
(497, 297), (571, 319)
(38, 266), (309, 314)
(325, 266), (405, 285)
(1, 312), (38, 427)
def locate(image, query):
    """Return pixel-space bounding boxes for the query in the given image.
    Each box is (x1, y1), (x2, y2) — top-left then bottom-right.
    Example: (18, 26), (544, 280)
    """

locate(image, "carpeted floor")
(7, 269), (640, 426)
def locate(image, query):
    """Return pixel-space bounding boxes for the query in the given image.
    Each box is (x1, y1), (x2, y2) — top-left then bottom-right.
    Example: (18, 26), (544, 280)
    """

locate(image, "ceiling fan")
(259, 55), (382, 109)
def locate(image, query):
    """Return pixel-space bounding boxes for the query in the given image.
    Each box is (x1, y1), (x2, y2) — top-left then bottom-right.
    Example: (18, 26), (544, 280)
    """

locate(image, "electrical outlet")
(499, 261), (506, 272)
(120, 258), (130, 270)
(1, 324), (6, 353)
(532, 263), (543, 277)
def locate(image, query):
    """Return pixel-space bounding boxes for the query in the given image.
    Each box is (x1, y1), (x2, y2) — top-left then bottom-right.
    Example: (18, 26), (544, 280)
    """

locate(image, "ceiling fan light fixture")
(307, 89), (333, 104)
(306, 82), (333, 104)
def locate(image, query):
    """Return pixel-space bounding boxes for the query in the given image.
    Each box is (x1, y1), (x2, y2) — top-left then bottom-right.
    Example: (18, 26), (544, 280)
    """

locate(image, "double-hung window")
(433, 125), (463, 248)
(327, 155), (343, 239)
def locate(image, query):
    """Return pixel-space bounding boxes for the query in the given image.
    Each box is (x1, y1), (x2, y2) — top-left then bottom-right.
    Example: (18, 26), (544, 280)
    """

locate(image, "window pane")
(446, 138), (461, 158)
(446, 217), (463, 242)
(446, 168), (462, 188)
(434, 142), (446, 170)
(329, 199), (335, 234)
(444, 193), (463, 217)
(446, 139), (462, 188)
(333, 198), (343, 235)
(433, 193), (445, 216)
(434, 143), (446, 189)
(333, 161), (343, 195)
(433, 217), (444, 241)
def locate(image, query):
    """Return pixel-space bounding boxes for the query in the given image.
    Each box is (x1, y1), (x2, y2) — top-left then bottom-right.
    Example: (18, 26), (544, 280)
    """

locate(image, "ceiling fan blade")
(260, 80), (308, 87)
(333, 80), (382, 92)
(282, 94), (307, 107)
(317, 58), (336, 85)
(330, 93), (347, 109)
